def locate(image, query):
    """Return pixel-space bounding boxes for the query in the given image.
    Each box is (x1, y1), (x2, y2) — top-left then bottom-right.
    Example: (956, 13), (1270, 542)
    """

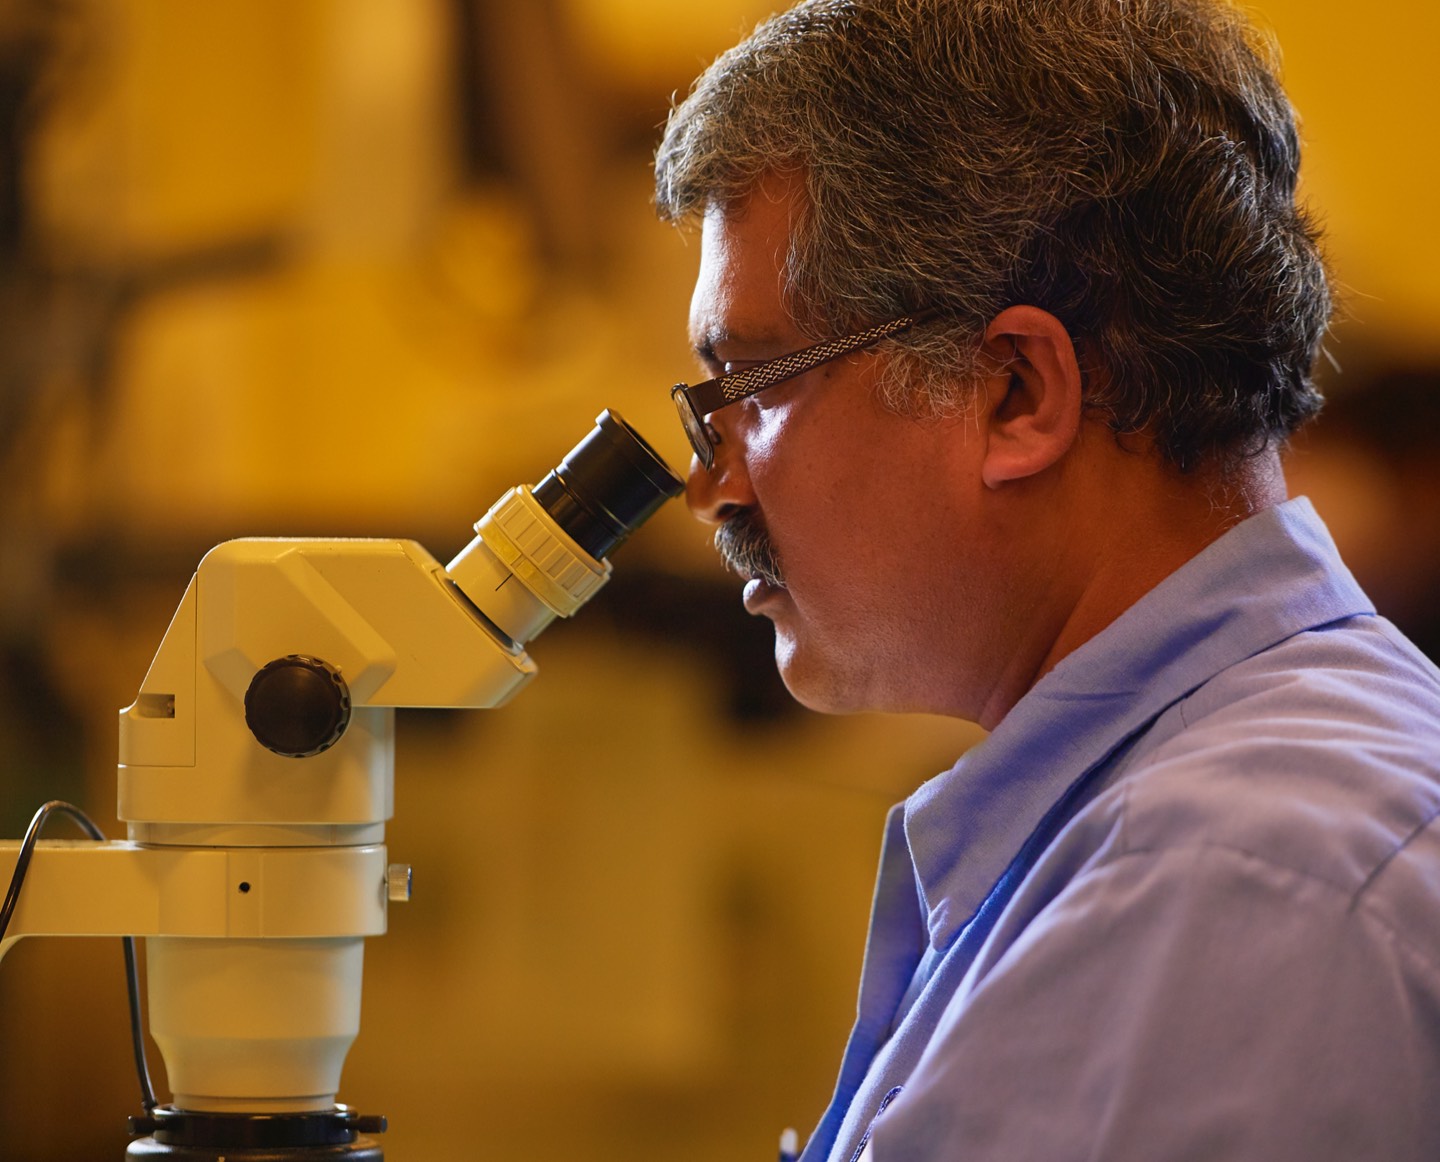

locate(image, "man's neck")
(973, 447), (1289, 730)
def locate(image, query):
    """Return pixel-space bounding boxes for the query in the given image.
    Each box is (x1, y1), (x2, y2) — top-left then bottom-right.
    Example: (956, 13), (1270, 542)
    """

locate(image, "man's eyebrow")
(692, 325), (791, 367)
(692, 328), (741, 374)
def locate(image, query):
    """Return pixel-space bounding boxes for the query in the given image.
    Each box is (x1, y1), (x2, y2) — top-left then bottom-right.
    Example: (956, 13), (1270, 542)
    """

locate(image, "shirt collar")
(903, 496), (1374, 950)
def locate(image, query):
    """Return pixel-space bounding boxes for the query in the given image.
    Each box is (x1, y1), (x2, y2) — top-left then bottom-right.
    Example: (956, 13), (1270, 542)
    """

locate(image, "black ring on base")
(126, 1107), (385, 1160)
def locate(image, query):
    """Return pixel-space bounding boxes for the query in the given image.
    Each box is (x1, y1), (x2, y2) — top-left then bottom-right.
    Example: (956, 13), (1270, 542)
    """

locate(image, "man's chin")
(772, 632), (868, 716)
(751, 591), (877, 714)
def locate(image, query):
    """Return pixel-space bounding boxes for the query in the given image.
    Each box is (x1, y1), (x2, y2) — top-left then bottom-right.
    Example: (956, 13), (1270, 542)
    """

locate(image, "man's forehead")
(689, 176), (805, 355)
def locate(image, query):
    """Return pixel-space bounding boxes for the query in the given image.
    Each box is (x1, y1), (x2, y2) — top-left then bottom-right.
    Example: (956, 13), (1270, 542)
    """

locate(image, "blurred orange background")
(0, 1), (1434, 1159)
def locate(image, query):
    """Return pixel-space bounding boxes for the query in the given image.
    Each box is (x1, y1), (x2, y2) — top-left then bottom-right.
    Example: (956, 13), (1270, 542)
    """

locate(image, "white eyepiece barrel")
(446, 411), (682, 644)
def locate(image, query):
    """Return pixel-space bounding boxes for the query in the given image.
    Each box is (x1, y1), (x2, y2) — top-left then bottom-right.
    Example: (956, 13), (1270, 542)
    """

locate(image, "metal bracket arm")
(0, 841), (388, 961)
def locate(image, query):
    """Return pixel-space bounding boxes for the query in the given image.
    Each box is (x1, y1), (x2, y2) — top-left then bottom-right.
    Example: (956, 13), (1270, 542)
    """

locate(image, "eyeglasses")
(671, 311), (936, 470)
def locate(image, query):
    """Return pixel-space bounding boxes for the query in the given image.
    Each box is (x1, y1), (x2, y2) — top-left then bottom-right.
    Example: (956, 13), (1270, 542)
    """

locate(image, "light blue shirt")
(802, 498), (1440, 1162)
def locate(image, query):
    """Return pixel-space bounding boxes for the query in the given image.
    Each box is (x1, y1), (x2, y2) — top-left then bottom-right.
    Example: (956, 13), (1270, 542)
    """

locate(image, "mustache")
(714, 511), (785, 588)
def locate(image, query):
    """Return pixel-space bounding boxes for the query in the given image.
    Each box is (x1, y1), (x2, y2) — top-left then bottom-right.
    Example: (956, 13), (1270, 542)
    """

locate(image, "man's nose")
(685, 412), (755, 526)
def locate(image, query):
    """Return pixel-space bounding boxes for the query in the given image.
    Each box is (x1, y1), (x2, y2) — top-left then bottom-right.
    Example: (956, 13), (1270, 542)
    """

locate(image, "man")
(654, 1), (1440, 1160)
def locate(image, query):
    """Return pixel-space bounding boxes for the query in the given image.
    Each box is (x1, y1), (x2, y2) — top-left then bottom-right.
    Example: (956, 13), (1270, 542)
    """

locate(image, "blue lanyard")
(798, 720), (1156, 1162)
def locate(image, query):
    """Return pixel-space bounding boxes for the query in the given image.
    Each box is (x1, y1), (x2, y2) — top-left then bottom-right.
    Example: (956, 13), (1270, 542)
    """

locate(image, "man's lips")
(742, 576), (787, 613)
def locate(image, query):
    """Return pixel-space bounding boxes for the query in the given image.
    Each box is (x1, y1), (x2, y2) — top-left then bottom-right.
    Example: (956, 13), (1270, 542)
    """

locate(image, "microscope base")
(126, 1143), (383, 1161)
(126, 1108), (385, 1161)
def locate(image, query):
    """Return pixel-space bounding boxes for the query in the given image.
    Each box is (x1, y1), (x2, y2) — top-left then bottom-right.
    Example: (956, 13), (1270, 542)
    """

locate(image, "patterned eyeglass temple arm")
(682, 311), (935, 417)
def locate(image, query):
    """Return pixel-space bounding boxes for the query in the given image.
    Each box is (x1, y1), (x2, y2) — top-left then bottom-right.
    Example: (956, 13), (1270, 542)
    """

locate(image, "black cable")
(1, 799), (157, 1112)
(122, 930), (158, 1112)
(0, 800), (101, 940)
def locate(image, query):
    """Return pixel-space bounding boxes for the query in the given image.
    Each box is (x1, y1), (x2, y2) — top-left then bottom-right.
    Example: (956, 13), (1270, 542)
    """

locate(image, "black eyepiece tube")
(531, 411), (684, 560)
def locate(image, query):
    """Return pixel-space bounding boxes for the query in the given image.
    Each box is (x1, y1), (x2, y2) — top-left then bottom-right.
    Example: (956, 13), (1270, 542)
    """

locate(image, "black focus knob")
(244, 655), (351, 758)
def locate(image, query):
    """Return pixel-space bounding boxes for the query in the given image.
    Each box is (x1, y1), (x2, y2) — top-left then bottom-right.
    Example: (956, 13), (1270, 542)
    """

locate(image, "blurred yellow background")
(0, 1), (1434, 1159)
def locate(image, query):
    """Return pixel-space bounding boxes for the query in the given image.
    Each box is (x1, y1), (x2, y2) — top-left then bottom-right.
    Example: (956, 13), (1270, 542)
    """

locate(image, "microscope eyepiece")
(531, 410), (684, 560)
(447, 410), (682, 644)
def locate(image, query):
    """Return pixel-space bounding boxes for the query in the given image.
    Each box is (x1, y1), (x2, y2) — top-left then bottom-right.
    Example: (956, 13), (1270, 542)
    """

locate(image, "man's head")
(656, 0), (1325, 723)
(656, 0), (1329, 473)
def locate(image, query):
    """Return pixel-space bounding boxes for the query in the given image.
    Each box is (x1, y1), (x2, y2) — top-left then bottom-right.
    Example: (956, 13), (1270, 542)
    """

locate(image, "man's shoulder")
(1177, 611), (1440, 735)
(1101, 612), (1440, 902)
(1136, 611), (1440, 785)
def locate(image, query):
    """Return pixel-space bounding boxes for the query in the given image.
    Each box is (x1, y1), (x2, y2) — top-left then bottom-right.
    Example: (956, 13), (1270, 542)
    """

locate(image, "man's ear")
(977, 306), (1085, 490)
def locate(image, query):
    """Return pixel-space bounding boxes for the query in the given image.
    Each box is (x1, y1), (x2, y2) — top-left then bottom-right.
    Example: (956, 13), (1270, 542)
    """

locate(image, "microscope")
(0, 411), (684, 1159)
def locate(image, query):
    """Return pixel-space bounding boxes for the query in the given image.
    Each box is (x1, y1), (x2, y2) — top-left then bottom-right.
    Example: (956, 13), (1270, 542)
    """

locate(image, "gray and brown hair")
(654, 0), (1330, 472)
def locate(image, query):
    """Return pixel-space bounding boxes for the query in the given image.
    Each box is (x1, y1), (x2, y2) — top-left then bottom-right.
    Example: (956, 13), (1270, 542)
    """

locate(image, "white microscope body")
(0, 411), (682, 1158)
